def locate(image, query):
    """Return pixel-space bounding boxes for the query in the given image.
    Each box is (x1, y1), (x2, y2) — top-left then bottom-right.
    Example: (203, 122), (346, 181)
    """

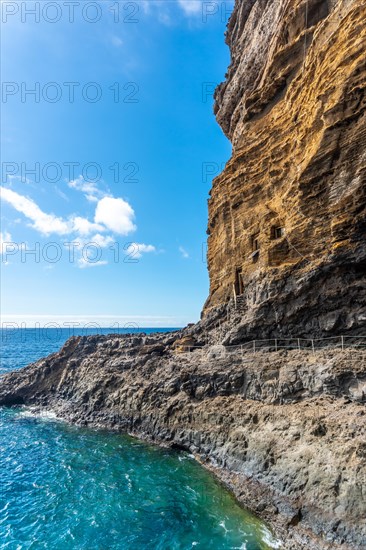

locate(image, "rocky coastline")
(1, 0), (365, 548)
(1, 331), (365, 549)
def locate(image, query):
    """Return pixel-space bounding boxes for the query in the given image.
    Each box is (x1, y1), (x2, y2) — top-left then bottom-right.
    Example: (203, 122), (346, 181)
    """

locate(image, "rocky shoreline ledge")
(1, 331), (365, 549)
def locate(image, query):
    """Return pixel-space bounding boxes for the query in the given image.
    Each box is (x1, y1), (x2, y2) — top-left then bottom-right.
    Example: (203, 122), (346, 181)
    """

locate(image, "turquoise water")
(0, 329), (280, 549)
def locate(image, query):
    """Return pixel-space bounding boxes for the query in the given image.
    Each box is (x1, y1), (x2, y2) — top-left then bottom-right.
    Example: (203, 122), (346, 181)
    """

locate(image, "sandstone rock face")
(205, 0), (366, 340)
(1, 334), (365, 549)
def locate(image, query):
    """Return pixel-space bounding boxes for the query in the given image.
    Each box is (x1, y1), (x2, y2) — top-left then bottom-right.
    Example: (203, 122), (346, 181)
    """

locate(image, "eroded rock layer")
(1, 334), (365, 549)
(205, 0), (366, 340)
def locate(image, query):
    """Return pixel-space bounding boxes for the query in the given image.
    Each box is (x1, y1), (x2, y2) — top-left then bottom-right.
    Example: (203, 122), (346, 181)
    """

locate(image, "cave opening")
(271, 226), (285, 239)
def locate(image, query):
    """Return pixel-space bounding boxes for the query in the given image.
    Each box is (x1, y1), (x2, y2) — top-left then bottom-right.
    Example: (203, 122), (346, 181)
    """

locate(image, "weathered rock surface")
(1, 2), (365, 549)
(1, 333), (365, 549)
(205, 0), (366, 340)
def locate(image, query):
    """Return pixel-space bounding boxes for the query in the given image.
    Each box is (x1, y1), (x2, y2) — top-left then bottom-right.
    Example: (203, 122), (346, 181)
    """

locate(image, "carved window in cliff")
(271, 226), (285, 240)
(234, 268), (244, 296)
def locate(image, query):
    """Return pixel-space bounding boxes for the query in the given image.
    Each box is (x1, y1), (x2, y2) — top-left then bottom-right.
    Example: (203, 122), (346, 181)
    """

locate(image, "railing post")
(312, 339), (315, 354)
(298, 338), (301, 351)
(275, 338), (278, 352)
(341, 335), (344, 350)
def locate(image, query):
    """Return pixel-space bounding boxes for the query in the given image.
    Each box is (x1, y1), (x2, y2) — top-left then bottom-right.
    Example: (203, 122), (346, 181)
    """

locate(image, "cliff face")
(205, 0), (366, 340)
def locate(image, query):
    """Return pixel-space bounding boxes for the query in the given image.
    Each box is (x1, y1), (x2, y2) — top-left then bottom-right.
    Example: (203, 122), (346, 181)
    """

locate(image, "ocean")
(0, 328), (280, 549)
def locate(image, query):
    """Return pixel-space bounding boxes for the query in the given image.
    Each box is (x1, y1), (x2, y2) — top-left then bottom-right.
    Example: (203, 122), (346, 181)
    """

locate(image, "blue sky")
(1, 0), (233, 328)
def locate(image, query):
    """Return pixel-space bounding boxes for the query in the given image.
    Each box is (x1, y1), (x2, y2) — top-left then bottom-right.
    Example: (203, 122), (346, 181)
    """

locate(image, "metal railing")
(176, 336), (366, 357)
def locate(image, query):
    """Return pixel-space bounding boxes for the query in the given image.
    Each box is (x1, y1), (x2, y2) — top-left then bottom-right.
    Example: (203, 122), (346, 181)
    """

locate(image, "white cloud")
(177, 0), (202, 15)
(0, 187), (70, 236)
(7, 174), (32, 185)
(71, 234), (114, 249)
(140, 0), (200, 23)
(88, 233), (115, 248)
(1, 187), (137, 239)
(179, 245), (189, 259)
(0, 231), (28, 264)
(68, 175), (106, 203)
(69, 234), (115, 269)
(1, 187), (154, 270)
(77, 258), (108, 269)
(125, 243), (156, 259)
(95, 196), (136, 235)
(72, 216), (104, 236)
(0, 231), (12, 259)
(71, 234), (114, 269)
(0, 231), (12, 247)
